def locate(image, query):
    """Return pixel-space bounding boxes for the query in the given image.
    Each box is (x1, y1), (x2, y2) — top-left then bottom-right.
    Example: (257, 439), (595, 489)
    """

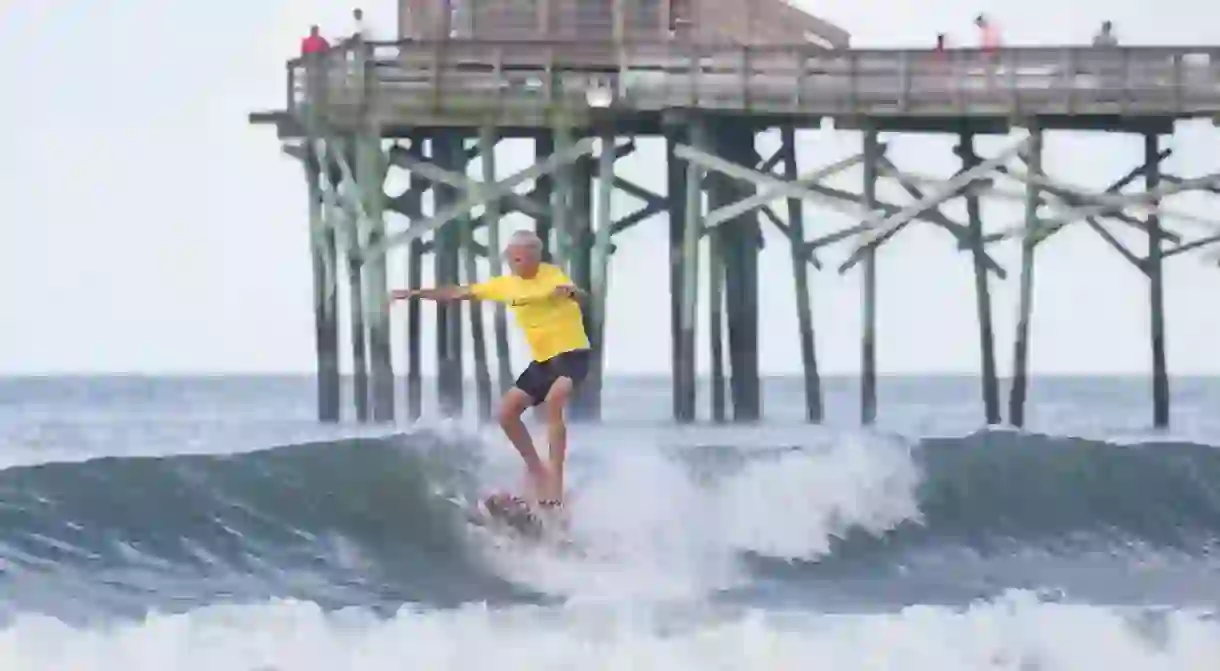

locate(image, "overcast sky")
(1, 0), (1219, 377)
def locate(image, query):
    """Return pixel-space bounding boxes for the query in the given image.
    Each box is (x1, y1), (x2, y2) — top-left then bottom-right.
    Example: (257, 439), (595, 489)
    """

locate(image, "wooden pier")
(250, 2), (1220, 428)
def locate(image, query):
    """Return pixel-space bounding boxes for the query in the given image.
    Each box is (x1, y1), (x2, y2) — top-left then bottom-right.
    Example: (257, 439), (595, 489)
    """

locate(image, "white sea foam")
(2, 591), (1215, 670)
(465, 429), (923, 603)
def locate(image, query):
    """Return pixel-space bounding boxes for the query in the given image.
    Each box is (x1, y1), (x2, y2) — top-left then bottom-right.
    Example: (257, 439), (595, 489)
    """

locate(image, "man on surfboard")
(390, 229), (590, 515)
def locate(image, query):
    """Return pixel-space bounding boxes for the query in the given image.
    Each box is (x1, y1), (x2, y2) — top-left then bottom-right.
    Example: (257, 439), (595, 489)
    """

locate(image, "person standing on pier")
(389, 230), (591, 511)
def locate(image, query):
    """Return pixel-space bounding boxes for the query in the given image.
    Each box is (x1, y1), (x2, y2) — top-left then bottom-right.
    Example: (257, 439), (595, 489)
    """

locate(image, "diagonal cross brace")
(1006, 163), (1215, 237)
(982, 150), (1175, 245)
(387, 145), (547, 219)
(674, 143), (874, 222)
(877, 156), (991, 246)
(874, 162), (1006, 277)
(842, 134), (1033, 269)
(702, 152), (865, 229)
(361, 137), (598, 263)
(995, 171), (1220, 241)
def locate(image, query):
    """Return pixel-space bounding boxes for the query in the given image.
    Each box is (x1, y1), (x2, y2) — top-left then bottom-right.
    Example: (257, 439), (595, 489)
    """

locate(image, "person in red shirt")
(299, 26), (331, 107)
(301, 25), (330, 55)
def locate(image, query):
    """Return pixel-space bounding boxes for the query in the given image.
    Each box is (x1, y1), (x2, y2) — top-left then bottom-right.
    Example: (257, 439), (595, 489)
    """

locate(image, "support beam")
(387, 145), (548, 219)
(759, 205), (821, 269)
(360, 137), (598, 262)
(1009, 126), (1043, 428)
(780, 125), (823, 423)
(1146, 133), (1170, 429)
(357, 128), (395, 422)
(461, 182), (493, 420)
(407, 235), (424, 419)
(1163, 232), (1220, 258)
(569, 139), (597, 420)
(552, 123), (576, 270)
(481, 126), (513, 396)
(710, 123), (762, 422)
(610, 201), (666, 236)
(432, 133), (465, 417)
(702, 151), (864, 229)
(666, 131), (688, 422)
(304, 153), (340, 422)
(990, 169), (1220, 243)
(979, 148), (1176, 246)
(860, 127), (879, 426)
(708, 219), (727, 423)
(312, 139), (370, 421)
(677, 119), (706, 423)
(876, 157), (1007, 277)
(533, 135), (556, 263)
(674, 142), (874, 223)
(323, 143), (371, 423)
(797, 182), (1005, 277)
(396, 136), (428, 421)
(959, 131), (1002, 426)
(586, 127), (617, 422)
(841, 133), (1033, 273)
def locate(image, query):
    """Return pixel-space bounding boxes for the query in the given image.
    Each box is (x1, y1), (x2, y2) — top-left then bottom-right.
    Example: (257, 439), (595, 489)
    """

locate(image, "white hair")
(503, 229), (543, 260)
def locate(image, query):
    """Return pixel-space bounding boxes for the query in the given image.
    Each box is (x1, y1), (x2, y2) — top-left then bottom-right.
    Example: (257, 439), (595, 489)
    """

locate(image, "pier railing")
(288, 41), (1220, 126)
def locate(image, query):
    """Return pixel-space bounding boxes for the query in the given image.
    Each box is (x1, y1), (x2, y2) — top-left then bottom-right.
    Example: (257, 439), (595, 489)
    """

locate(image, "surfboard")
(479, 491), (546, 539)
(465, 490), (576, 545)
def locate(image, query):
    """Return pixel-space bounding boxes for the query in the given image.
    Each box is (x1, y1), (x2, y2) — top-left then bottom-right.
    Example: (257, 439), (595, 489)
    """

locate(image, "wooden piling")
(569, 142), (598, 420)
(678, 118), (706, 423)
(400, 137), (428, 421)
(535, 134), (555, 262)
(406, 236), (424, 419)
(666, 131), (689, 421)
(586, 128), (617, 422)
(304, 156), (340, 422)
(357, 128), (395, 422)
(1145, 133), (1170, 428)
(1009, 126), (1043, 427)
(461, 191), (493, 419)
(432, 132), (465, 416)
(480, 126), (513, 395)
(333, 146), (370, 422)
(715, 123), (762, 421)
(708, 222), (727, 422)
(551, 124), (574, 270)
(779, 125), (823, 423)
(860, 128), (880, 425)
(959, 131), (1002, 425)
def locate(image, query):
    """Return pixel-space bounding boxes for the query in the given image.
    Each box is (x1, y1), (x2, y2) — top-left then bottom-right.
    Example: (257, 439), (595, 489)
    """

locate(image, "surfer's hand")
(552, 284), (578, 299)
(390, 289), (415, 301)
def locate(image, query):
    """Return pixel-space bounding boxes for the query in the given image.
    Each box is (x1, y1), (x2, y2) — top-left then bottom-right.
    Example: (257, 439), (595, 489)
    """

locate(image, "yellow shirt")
(470, 263), (590, 362)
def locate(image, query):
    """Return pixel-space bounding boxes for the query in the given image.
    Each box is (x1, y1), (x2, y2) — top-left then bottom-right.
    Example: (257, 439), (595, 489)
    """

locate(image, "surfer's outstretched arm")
(390, 286), (476, 302)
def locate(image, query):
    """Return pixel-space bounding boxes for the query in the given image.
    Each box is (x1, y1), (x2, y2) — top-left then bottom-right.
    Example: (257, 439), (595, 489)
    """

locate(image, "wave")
(1, 591), (1217, 671)
(0, 429), (1218, 618)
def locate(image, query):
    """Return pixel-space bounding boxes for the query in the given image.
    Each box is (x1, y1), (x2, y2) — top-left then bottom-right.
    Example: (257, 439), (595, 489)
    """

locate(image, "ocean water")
(1, 374), (1219, 670)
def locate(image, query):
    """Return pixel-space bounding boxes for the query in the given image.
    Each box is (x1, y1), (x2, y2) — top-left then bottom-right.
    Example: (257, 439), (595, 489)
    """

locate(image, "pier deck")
(252, 42), (1220, 136)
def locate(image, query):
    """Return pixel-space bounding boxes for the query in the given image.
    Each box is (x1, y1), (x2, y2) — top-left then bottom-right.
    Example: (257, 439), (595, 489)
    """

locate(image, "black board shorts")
(515, 348), (591, 406)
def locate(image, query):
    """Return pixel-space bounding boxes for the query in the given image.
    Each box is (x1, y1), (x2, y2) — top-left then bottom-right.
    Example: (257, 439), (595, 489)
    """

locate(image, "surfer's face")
(505, 243), (540, 277)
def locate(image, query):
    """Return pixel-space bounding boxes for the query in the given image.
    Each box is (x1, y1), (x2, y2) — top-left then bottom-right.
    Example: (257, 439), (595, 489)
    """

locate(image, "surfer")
(389, 229), (590, 513)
